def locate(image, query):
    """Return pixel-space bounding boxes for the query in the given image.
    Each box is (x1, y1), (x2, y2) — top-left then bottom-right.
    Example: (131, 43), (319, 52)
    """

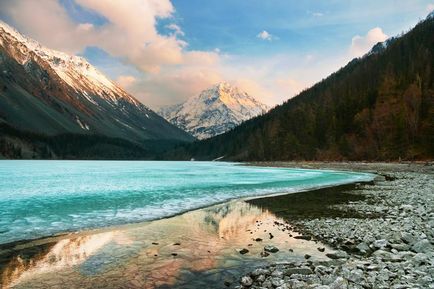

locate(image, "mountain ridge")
(165, 16), (434, 161)
(159, 82), (269, 139)
(0, 20), (193, 143)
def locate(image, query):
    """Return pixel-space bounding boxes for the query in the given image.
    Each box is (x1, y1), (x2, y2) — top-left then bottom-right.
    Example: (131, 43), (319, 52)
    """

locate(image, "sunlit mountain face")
(0, 20), (192, 143)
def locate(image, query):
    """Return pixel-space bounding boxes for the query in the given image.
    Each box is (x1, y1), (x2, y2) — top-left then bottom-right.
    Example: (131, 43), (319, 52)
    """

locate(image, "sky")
(0, 0), (433, 109)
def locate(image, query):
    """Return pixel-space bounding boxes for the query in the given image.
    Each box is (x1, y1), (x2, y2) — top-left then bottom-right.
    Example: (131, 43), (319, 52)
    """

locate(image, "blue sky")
(167, 0), (428, 55)
(0, 0), (433, 108)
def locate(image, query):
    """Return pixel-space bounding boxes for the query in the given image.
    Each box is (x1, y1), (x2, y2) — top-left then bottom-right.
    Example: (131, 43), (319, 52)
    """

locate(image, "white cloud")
(427, 3), (434, 13)
(0, 0), (350, 109)
(0, 0), (232, 104)
(0, 0), (195, 73)
(307, 10), (324, 17)
(166, 23), (184, 36)
(257, 30), (273, 41)
(350, 27), (388, 57)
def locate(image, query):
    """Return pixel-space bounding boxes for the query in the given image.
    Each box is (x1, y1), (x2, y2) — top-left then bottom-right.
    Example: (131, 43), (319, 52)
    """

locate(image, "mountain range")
(159, 82), (268, 139)
(166, 14), (434, 161)
(0, 20), (193, 159)
(1, 13), (433, 161)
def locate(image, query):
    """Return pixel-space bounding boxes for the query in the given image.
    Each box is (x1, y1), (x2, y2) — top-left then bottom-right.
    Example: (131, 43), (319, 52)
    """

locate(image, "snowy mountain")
(0, 20), (192, 142)
(159, 82), (269, 139)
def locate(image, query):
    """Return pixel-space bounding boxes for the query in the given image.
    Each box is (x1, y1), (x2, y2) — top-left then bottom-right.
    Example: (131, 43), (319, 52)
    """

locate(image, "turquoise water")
(0, 161), (374, 244)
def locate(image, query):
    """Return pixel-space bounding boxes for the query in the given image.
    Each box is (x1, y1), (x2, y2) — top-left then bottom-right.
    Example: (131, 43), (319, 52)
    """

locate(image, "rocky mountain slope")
(159, 82), (268, 139)
(0, 20), (193, 145)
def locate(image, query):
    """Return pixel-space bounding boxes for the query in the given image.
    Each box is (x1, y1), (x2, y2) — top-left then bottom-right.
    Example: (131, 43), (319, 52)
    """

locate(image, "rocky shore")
(236, 163), (434, 289)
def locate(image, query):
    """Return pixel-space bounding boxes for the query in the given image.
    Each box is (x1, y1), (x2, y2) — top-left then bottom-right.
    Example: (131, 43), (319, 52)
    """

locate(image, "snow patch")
(75, 116), (90, 130)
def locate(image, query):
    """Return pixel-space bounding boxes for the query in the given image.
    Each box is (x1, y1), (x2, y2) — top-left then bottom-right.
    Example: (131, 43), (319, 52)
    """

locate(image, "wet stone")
(264, 245), (279, 253)
(326, 251), (348, 259)
(239, 248), (249, 255)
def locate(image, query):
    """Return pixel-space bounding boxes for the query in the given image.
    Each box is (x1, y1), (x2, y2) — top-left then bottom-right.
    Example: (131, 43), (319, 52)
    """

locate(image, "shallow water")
(1, 201), (336, 289)
(0, 161), (374, 244)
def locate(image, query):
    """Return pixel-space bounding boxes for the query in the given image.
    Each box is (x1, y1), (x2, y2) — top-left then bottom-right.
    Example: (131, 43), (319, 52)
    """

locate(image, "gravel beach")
(237, 162), (434, 289)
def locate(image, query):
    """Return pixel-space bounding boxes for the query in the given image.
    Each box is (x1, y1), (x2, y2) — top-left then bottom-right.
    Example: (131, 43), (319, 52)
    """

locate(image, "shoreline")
(235, 162), (434, 289)
(0, 181), (371, 253)
(1, 193), (340, 289)
(0, 164), (375, 249)
(1, 162), (432, 289)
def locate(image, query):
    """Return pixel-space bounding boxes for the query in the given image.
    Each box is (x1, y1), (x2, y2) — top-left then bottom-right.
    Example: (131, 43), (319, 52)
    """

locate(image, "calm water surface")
(0, 161), (374, 244)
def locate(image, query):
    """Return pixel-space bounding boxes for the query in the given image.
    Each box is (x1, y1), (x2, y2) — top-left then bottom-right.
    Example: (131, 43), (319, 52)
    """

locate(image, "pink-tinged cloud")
(0, 0), (356, 109)
(116, 75), (137, 90)
(350, 27), (388, 57)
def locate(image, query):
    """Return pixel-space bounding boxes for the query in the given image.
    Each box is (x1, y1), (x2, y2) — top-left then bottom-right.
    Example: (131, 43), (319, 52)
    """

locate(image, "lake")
(0, 161), (374, 244)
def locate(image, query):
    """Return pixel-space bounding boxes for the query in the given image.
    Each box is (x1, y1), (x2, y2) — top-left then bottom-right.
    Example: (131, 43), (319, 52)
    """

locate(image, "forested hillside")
(167, 17), (434, 161)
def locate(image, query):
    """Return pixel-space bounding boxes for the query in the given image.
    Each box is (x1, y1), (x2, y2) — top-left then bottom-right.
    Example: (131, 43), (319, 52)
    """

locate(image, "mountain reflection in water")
(1, 201), (334, 289)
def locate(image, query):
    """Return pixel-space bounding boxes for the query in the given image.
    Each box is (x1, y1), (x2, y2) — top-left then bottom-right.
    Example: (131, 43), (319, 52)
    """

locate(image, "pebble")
(240, 276), (253, 287)
(326, 250), (348, 259)
(411, 239), (433, 253)
(284, 267), (313, 276)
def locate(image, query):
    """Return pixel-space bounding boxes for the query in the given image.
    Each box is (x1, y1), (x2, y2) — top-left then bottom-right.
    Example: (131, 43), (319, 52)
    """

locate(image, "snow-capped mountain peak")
(0, 20), (140, 107)
(159, 82), (269, 139)
(0, 20), (192, 142)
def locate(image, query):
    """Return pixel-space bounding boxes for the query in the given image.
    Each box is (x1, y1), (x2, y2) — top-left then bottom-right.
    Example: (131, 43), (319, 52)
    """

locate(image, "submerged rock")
(264, 245), (279, 253)
(239, 248), (249, 254)
(294, 235), (311, 240)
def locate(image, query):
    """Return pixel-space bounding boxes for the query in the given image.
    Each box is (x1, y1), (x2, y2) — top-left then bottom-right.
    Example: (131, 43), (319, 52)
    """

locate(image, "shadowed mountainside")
(166, 16), (434, 161)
